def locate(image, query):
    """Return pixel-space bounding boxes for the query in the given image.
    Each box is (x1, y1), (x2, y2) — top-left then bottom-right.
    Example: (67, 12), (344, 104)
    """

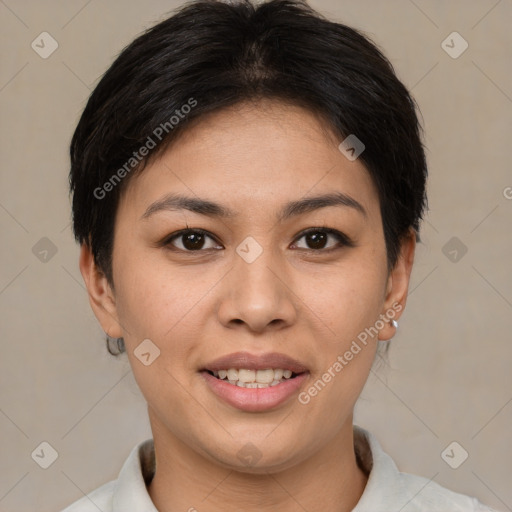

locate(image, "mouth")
(200, 351), (310, 412)
(203, 368), (304, 388)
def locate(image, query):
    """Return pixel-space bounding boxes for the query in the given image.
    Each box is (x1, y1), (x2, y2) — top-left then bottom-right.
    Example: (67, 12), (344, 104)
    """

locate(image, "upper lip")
(203, 351), (309, 373)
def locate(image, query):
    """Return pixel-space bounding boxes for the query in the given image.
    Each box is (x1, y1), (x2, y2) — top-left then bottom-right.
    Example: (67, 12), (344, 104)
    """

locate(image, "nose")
(216, 245), (298, 333)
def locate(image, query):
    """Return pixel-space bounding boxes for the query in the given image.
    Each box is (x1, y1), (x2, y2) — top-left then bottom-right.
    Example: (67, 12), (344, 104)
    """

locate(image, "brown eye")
(164, 229), (222, 252)
(303, 231), (329, 250)
(292, 228), (354, 251)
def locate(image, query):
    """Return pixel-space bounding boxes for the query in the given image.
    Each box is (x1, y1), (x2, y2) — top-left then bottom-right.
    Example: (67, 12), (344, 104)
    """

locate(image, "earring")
(105, 333), (126, 354)
(391, 320), (398, 329)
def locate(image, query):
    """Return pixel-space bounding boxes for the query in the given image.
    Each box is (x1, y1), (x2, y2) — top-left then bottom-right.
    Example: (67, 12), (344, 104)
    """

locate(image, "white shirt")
(61, 426), (499, 511)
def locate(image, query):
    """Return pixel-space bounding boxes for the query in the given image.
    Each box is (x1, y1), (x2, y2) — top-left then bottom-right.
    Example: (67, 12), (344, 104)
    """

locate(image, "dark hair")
(70, 0), (427, 348)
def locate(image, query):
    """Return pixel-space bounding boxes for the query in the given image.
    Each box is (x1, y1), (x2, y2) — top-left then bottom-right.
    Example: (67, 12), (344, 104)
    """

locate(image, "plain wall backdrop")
(0, 1), (511, 511)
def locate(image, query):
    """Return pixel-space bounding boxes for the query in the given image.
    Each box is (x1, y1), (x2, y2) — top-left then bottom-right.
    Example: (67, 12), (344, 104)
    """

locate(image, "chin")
(200, 438), (307, 475)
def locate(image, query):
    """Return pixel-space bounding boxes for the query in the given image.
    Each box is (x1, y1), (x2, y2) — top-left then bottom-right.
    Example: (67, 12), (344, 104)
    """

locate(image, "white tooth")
(236, 381), (246, 387)
(227, 368), (238, 381)
(283, 370), (292, 379)
(274, 369), (284, 380)
(213, 370), (219, 377)
(255, 369), (274, 384)
(245, 382), (259, 388)
(257, 383), (269, 388)
(228, 380), (237, 385)
(270, 380), (281, 386)
(238, 369), (256, 383)
(218, 370), (227, 379)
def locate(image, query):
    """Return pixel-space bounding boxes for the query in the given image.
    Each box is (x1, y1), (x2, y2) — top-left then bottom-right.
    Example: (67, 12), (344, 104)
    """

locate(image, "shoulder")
(59, 437), (156, 512)
(353, 426), (500, 512)
(396, 471), (498, 511)
(59, 480), (115, 512)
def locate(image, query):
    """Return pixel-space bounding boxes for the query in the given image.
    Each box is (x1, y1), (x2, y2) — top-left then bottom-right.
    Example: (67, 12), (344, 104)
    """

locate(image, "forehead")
(120, 100), (380, 222)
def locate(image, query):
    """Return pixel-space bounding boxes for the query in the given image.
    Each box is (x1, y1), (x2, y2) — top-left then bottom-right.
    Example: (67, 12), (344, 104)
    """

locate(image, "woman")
(62, 0), (499, 510)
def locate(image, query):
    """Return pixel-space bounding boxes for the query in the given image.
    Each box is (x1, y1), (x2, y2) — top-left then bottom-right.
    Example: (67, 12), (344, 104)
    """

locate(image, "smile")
(207, 368), (298, 388)
(200, 351), (309, 411)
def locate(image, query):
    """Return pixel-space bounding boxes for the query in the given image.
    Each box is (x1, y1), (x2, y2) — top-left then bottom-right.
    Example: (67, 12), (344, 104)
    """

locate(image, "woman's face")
(82, 100), (414, 472)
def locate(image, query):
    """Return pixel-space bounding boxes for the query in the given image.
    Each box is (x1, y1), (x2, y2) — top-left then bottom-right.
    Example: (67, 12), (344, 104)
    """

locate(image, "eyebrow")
(140, 191), (367, 221)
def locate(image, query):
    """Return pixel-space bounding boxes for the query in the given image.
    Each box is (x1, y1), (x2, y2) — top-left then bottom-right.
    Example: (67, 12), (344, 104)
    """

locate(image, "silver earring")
(106, 334), (126, 354)
(391, 320), (398, 329)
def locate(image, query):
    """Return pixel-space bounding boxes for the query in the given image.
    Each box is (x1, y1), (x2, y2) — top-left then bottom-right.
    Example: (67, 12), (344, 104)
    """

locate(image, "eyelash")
(161, 227), (355, 253)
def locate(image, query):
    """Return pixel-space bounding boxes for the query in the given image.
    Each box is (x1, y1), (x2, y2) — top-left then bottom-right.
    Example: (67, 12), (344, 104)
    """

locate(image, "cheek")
(112, 241), (193, 336)
(295, 252), (387, 404)
(113, 266), (202, 411)
(296, 272), (382, 437)
(299, 256), (388, 339)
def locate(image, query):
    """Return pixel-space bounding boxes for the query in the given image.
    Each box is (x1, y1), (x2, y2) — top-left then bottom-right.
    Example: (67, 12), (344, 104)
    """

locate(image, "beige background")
(0, 1), (511, 511)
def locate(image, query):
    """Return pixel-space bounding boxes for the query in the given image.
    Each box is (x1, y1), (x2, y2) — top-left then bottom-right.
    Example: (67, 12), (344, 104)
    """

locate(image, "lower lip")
(201, 371), (309, 412)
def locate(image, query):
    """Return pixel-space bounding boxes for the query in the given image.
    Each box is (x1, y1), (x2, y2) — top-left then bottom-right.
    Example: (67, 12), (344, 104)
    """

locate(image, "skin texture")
(80, 99), (416, 512)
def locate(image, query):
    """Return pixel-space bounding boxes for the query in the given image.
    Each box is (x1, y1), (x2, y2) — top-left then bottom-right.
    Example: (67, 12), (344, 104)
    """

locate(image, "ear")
(378, 228), (416, 341)
(79, 244), (123, 339)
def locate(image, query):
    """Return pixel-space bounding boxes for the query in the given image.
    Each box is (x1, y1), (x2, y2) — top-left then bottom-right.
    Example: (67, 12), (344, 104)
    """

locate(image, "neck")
(147, 412), (368, 512)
